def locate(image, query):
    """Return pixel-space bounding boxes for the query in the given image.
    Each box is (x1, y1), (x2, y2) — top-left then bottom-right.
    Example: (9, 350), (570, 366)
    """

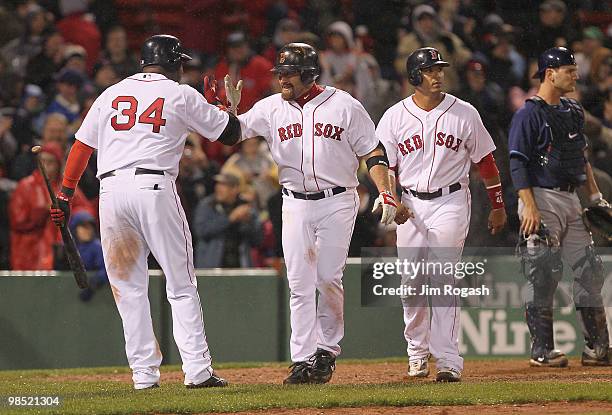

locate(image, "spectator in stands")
(214, 31), (274, 113)
(69, 210), (108, 301)
(582, 54), (612, 119)
(262, 18), (301, 64)
(193, 172), (262, 268)
(61, 44), (88, 75)
(522, 0), (578, 59)
(0, 107), (18, 175)
(98, 25), (138, 79)
(92, 62), (119, 93)
(456, 59), (508, 131)
(56, 0), (101, 73)
(0, 4), (48, 75)
(8, 142), (94, 270)
(177, 133), (219, 226)
(509, 60), (541, 112)
(222, 138), (276, 210)
(45, 68), (83, 133)
(10, 113), (68, 180)
(482, 26), (523, 92)
(319, 20), (379, 105)
(395, 4), (471, 95)
(25, 30), (65, 95)
(575, 26), (609, 81)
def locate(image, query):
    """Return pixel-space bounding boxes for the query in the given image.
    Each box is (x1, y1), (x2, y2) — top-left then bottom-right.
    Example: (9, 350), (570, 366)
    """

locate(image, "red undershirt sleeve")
(62, 140), (94, 190)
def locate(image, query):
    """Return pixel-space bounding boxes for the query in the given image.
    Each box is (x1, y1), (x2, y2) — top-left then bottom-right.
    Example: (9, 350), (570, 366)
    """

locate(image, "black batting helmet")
(271, 43), (320, 84)
(532, 47), (576, 79)
(140, 34), (192, 70)
(406, 47), (449, 86)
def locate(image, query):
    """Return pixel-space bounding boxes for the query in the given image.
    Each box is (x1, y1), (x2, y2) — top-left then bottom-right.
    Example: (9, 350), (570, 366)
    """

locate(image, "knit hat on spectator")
(539, 0), (567, 13)
(327, 21), (354, 49)
(41, 142), (64, 165)
(412, 4), (437, 21)
(55, 68), (84, 87)
(214, 172), (240, 187)
(583, 26), (604, 41)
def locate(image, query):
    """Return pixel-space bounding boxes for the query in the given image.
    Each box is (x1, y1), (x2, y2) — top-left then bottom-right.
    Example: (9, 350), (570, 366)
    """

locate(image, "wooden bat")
(32, 146), (89, 289)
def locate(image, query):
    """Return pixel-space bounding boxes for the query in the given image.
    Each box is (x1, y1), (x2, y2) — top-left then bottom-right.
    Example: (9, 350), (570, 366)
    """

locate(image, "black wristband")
(60, 185), (75, 197)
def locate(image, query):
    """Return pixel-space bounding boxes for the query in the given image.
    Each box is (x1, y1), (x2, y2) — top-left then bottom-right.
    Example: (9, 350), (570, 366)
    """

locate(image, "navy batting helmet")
(532, 47), (576, 79)
(406, 47), (449, 86)
(271, 43), (320, 84)
(140, 34), (192, 70)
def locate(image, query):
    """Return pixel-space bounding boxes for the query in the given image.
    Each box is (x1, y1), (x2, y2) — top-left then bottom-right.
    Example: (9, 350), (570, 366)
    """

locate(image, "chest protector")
(528, 96), (587, 185)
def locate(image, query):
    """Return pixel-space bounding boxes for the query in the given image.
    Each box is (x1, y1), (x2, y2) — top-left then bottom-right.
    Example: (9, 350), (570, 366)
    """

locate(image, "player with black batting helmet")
(405, 47), (450, 86)
(140, 34), (192, 71)
(271, 43), (321, 85)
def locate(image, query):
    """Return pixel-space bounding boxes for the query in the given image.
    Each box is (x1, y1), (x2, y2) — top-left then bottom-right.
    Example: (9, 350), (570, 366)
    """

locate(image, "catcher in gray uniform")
(509, 47), (611, 367)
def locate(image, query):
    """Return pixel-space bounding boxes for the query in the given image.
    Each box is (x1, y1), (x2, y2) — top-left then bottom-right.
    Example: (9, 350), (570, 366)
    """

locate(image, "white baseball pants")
(99, 169), (213, 389)
(282, 189), (359, 362)
(396, 187), (470, 372)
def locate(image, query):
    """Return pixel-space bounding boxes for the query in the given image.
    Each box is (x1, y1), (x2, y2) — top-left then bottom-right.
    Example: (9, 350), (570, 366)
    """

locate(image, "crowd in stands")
(0, 0), (611, 273)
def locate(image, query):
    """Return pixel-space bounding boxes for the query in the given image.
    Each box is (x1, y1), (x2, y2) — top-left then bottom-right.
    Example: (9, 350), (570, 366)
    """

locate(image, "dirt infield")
(50, 357), (612, 385)
(44, 358), (612, 414)
(215, 402), (612, 415)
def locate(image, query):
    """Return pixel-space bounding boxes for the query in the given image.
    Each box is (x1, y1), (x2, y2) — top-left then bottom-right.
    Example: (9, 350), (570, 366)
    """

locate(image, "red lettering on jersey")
(323, 124), (333, 138)
(445, 135), (455, 148)
(315, 123), (323, 136)
(413, 135), (423, 149)
(404, 138), (415, 152)
(111, 96), (138, 131)
(293, 123), (302, 137)
(330, 126), (344, 141)
(436, 132), (445, 146)
(452, 138), (462, 151)
(398, 142), (408, 156)
(278, 127), (288, 141)
(286, 124), (294, 139)
(138, 98), (166, 133)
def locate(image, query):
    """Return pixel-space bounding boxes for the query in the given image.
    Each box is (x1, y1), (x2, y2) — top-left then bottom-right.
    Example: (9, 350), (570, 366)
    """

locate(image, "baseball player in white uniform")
(376, 47), (507, 382)
(49, 35), (240, 390)
(208, 43), (401, 384)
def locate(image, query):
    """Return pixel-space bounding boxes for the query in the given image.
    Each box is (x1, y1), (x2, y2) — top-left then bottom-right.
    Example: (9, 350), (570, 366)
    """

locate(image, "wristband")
(486, 184), (504, 209)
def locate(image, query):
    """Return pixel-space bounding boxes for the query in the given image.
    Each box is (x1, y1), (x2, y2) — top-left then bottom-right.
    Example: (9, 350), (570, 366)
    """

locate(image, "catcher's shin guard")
(525, 304), (555, 359)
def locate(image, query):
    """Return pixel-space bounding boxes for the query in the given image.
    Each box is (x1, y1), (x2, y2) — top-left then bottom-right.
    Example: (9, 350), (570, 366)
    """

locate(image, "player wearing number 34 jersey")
(50, 35), (241, 390)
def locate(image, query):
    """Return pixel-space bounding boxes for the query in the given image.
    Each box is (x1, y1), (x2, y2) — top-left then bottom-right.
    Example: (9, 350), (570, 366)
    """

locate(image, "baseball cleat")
(283, 361), (312, 385)
(408, 357), (430, 377)
(186, 372), (228, 388)
(581, 345), (611, 366)
(529, 349), (569, 367)
(309, 348), (336, 384)
(435, 368), (461, 382)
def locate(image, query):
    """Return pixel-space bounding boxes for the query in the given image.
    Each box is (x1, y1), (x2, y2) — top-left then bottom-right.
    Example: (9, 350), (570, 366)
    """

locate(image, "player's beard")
(281, 87), (295, 101)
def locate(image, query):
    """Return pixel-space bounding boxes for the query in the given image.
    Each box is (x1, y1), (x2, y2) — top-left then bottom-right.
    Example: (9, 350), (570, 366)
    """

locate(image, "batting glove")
(372, 191), (397, 225)
(50, 187), (73, 228)
(202, 76), (227, 110)
(224, 74), (243, 116)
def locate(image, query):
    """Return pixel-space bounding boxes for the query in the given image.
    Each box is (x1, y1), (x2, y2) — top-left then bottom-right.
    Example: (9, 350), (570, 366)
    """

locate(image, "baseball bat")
(32, 146), (89, 289)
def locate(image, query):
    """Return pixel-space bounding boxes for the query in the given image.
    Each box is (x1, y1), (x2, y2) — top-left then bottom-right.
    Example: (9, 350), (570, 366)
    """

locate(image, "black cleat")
(309, 348), (336, 384)
(581, 345), (611, 366)
(186, 372), (228, 388)
(529, 349), (569, 367)
(283, 361), (311, 385)
(137, 383), (159, 390)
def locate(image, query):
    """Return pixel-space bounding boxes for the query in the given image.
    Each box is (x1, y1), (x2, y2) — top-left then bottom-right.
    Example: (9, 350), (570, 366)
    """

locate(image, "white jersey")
(76, 72), (229, 178)
(238, 86), (377, 192)
(376, 93), (495, 192)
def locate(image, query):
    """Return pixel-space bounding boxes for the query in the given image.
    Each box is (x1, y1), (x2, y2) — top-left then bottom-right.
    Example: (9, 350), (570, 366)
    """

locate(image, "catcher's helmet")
(140, 34), (192, 70)
(532, 47), (576, 79)
(271, 43), (320, 84)
(406, 47), (449, 86)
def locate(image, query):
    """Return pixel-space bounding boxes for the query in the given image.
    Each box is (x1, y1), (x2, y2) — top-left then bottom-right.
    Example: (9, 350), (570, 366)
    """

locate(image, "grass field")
(1, 358), (611, 415)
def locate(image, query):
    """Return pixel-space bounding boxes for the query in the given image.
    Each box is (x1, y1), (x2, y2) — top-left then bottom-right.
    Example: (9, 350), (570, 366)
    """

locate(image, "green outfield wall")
(1, 255), (611, 370)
